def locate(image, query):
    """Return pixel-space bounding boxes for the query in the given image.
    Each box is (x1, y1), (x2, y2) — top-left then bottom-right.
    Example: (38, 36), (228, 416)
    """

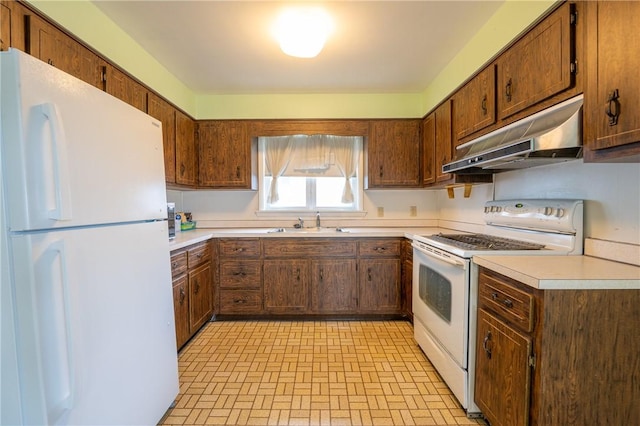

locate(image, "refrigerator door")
(1, 49), (168, 232)
(9, 221), (178, 425)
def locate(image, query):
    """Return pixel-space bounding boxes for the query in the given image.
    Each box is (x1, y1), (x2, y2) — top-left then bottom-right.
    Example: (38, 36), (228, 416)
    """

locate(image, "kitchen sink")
(267, 227), (349, 233)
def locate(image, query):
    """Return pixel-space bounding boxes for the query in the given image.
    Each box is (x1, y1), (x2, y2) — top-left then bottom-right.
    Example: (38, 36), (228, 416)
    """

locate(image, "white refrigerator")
(0, 49), (179, 425)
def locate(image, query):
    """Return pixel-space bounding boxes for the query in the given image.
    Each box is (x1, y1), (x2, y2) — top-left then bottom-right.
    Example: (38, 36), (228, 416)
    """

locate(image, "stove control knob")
(484, 206), (491, 213)
(555, 208), (565, 218)
(544, 207), (553, 215)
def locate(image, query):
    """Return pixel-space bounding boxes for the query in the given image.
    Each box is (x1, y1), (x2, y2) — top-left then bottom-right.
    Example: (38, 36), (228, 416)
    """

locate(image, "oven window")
(418, 264), (452, 323)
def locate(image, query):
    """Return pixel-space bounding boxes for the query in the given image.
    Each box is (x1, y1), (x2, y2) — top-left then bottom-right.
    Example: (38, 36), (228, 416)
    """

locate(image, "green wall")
(27, 0), (556, 120)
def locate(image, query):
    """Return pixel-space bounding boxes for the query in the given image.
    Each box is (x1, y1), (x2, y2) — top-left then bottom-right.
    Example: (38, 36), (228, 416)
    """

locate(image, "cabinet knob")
(375, 247), (386, 253)
(605, 89), (620, 126)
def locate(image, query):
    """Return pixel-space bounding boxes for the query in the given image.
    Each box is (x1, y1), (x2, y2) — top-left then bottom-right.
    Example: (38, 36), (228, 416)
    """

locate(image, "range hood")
(443, 94), (583, 174)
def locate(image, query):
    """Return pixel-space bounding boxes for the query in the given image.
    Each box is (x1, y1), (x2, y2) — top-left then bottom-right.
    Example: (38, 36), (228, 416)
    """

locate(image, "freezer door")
(9, 221), (178, 425)
(1, 49), (167, 232)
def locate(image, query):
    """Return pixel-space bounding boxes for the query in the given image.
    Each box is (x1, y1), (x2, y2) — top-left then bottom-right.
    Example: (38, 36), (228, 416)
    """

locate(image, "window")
(258, 135), (363, 212)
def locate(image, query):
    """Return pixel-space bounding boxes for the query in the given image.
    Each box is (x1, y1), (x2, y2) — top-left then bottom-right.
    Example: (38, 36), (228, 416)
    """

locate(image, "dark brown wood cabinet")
(103, 63), (147, 112)
(400, 239), (413, 321)
(475, 266), (640, 426)
(584, 1), (640, 161)
(367, 120), (421, 188)
(170, 241), (214, 350)
(263, 259), (309, 314)
(198, 120), (256, 189)
(310, 259), (358, 313)
(1, 1), (10, 51)
(358, 238), (401, 314)
(496, 2), (576, 120)
(218, 238), (263, 315)
(454, 65), (496, 143)
(26, 12), (102, 89)
(175, 110), (197, 186)
(423, 100), (453, 185)
(148, 92), (177, 184)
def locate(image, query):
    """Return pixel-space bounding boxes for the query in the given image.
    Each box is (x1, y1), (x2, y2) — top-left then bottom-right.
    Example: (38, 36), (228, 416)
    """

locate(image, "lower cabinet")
(170, 241), (214, 350)
(215, 237), (405, 317)
(475, 266), (640, 426)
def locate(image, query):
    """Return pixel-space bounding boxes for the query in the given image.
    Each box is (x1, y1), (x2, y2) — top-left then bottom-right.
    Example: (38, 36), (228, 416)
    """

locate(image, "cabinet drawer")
(220, 260), (262, 289)
(219, 238), (261, 257)
(170, 250), (187, 278)
(359, 239), (401, 257)
(479, 272), (535, 333)
(219, 290), (262, 314)
(263, 239), (356, 257)
(187, 242), (211, 268)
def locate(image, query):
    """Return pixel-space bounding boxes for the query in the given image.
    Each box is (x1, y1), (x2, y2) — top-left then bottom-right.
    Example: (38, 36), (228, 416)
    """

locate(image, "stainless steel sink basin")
(267, 227), (350, 234)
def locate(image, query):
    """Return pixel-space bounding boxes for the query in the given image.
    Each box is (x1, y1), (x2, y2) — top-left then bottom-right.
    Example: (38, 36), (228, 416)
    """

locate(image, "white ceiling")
(92, 1), (505, 95)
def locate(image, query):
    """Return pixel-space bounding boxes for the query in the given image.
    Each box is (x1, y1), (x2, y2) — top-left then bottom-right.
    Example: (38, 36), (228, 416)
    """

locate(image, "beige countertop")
(474, 255), (640, 290)
(169, 227), (441, 251)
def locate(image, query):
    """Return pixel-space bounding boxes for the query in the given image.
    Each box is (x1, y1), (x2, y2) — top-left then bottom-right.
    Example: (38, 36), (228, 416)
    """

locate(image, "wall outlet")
(377, 207), (384, 217)
(410, 206), (417, 217)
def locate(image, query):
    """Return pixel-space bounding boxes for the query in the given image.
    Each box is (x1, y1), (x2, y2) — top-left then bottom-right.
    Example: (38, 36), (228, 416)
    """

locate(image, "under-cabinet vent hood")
(443, 94), (583, 174)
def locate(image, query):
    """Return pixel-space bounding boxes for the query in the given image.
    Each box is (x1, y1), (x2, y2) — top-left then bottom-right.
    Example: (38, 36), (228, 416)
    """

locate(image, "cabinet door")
(422, 114), (436, 185)
(367, 120), (421, 188)
(263, 259), (308, 314)
(1, 2), (9, 51)
(104, 64), (147, 112)
(148, 93), (176, 184)
(587, 1), (640, 152)
(198, 121), (254, 188)
(27, 14), (102, 89)
(454, 65), (496, 142)
(435, 100), (453, 183)
(475, 309), (532, 426)
(175, 110), (197, 186)
(310, 259), (357, 313)
(358, 258), (400, 313)
(497, 2), (575, 119)
(172, 275), (190, 350)
(188, 262), (213, 333)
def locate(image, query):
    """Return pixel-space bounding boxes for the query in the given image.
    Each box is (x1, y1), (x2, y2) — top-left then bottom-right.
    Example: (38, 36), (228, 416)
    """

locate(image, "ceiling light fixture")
(274, 7), (333, 58)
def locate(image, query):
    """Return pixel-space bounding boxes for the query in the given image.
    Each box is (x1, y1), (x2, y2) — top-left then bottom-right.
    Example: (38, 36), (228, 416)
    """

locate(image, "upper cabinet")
(497, 2), (576, 120)
(103, 64), (147, 112)
(1, 2), (9, 51)
(198, 121), (257, 189)
(584, 1), (640, 161)
(175, 110), (197, 187)
(367, 119), (421, 188)
(454, 65), (496, 143)
(423, 101), (453, 185)
(147, 93), (177, 184)
(26, 12), (102, 89)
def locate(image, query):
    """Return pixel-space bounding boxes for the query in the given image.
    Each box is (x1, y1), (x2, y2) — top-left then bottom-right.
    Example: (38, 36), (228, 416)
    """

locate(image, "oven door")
(412, 241), (470, 368)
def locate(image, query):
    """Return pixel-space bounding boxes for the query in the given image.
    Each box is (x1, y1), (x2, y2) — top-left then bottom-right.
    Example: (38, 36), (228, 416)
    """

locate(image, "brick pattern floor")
(159, 320), (486, 425)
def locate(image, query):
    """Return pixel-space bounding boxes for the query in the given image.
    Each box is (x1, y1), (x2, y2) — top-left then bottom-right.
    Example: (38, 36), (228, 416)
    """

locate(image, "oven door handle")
(412, 242), (467, 268)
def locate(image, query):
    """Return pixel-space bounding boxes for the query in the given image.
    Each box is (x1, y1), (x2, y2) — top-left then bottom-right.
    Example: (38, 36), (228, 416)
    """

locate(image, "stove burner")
(427, 233), (546, 251)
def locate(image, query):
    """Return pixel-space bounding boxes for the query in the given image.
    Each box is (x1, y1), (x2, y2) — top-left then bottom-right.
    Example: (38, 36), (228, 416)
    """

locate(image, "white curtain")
(290, 134), (330, 173)
(330, 136), (360, 203)
(263, 136), (293, 203)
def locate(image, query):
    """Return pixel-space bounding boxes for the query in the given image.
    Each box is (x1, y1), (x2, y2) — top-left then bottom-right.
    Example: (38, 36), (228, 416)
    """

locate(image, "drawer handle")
(379, 165), (383, 178)
(233, 271), (246, 277)
(374, 247), (386, 253)
(234, 299), (246, 304)
(491, 292), (514, 308)
(193, 280), (200, 294)
(296, 268), (301, 281)
(483, 331), (492, 359)
(196, 253), (203, 258)
(367, 268), (372, 281)
(236, 166), (241, 178)
(179, 288), (186, 305)
(481, 94), (487, 115)
(235, 248), (245, 252)
(172, 262), (178, 268)
(319, 268), (323, 281)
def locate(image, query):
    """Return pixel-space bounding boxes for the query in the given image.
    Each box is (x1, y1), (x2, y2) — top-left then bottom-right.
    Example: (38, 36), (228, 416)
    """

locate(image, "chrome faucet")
(295, 217), (304, 228)
(316, 211), (321, 228)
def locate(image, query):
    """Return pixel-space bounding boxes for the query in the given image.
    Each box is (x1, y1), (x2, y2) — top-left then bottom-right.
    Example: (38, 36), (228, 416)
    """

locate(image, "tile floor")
(159, 320), (487, 426)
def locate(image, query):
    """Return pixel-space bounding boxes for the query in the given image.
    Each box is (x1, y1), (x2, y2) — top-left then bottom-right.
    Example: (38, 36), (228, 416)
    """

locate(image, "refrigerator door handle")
(39, 103), (72, 221)
(41, 240), (76, 421)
